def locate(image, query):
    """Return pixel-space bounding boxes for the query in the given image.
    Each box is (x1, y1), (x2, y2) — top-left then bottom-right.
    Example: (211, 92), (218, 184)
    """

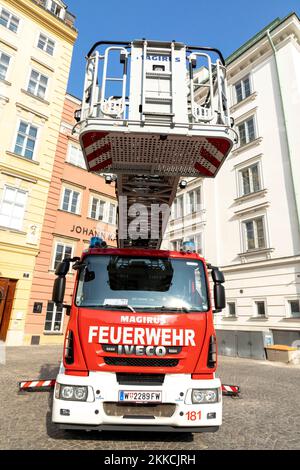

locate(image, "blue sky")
(65, 0), (300, 98)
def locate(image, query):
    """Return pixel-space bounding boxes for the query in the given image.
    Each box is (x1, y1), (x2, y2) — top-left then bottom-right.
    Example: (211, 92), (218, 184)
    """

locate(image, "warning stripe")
(222, 385), (238, 392)
(19, 379), (56, 390)
(43, 380), (54, 387)
(202, 139), (225, 162)
(194, 136), (230, 177)
(207, 137), (231, 155)
(199, 147), (222, 169)
(89, 157), (113, 172)
(82, 131), (109, 150)
(84, 135), (110, 157)
(194, 162), (214, 177)
(21, 381), (32, 389)
(87, 142), (112, 162)
(221, 384), (240, 394)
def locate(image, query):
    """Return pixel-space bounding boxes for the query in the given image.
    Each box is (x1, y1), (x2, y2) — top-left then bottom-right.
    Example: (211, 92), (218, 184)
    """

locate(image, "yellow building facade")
(0, 0), (77, 345)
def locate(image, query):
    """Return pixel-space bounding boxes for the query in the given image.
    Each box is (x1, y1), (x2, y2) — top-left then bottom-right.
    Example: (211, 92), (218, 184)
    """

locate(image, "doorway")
(0, 278), (17, 341)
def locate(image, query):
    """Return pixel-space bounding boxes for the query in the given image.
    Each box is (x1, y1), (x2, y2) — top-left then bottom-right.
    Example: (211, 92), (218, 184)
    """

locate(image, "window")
(238, 117), (256, 146)
(255, 301), (266, 317)
(172, 195), (184, 219)
(239, 163), (261, 196)
(0, 51), (11, 81)
(53, 242), (73, 270)
(108, 203), (116, 224)
(187, 188), (201, 214)
(0, 186), (27, 230)
(37, 33), (55, 56)
(227, 302), (236, 317)
(243, 216), (266, 251)
(234, 76), (251, 103)
(188, 234), (203, 253)
(44, 302), (64, 333)
(195, 234), (203, 253)
(61, 188), (80, 214)
(90, 197), (105, 220)
(67, 144), (86, 169)
(170, 239), (183, 251)
(0, 7), (19, 33)
(27, 69), (48, 100)
(288, 300), (300, 319)
(49, 1), (62, 17)
(14, 121), (38, 160)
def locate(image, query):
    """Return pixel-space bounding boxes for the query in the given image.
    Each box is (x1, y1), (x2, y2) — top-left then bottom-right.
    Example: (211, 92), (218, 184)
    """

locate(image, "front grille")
(116, 373), (165, 385)
(104, 357), (179, 367)
(103, 402), (176, 418)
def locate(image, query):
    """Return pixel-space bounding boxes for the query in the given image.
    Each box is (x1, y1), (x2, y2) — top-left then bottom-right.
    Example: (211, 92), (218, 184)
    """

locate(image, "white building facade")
(163, 13), (300, 357)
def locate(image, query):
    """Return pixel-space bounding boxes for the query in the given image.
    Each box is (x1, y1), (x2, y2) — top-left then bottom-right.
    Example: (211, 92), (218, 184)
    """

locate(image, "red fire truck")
(51, 39), (236, 432)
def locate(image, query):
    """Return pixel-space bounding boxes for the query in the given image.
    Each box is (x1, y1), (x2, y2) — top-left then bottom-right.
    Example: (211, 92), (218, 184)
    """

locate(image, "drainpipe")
(266, 29), (300, 235)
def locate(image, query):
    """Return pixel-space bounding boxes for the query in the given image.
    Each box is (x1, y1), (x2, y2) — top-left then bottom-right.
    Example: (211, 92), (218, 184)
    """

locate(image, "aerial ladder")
(19, 40), (241, 433)
(75, 40), (236, 248)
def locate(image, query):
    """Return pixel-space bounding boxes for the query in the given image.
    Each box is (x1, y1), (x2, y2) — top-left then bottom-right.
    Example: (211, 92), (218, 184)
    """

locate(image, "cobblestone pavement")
(0, 346), (300, 450)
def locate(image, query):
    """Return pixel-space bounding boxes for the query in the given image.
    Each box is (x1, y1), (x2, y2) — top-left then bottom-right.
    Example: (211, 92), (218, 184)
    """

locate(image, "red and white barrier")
(221, 384), (240, 396)
(19, 379), (56, 391)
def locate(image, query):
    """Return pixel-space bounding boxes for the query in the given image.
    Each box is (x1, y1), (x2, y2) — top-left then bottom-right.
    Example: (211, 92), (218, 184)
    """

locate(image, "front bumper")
(59, 423), (219, 433)
(52, 370), (222, 432)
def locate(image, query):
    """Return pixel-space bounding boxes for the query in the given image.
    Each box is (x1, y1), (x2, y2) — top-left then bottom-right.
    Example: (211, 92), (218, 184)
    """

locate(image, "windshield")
(75, 255), (209, 312)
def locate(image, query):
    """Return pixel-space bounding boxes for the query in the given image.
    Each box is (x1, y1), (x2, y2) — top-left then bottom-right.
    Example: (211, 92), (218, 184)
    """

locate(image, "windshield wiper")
(104, 304), (136, 313)
(143, 306), (190, 313)
(162, 306), (190, 312)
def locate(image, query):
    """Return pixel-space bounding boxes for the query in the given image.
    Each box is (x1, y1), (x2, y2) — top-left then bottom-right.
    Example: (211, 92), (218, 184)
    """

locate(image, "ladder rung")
(143, 111), (175, 116)
(194, 83), (210, 88)
(146, 96), (172, 102)
(105, 78), (124, 82)
(147, 47), (172, 53)
(146, 72), (172, 78)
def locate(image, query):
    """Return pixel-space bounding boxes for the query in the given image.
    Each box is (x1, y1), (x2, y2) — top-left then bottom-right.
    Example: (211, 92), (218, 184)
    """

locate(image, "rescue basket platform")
(76, 39), (236, 178)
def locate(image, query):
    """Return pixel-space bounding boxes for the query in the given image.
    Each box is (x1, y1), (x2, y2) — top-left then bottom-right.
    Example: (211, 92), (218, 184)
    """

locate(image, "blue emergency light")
(181, 240), (196, 253)
(89, 237), (107, 248)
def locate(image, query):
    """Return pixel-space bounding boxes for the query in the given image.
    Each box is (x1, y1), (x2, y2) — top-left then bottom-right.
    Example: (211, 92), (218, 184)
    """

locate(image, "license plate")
(119, 390), (162, 403)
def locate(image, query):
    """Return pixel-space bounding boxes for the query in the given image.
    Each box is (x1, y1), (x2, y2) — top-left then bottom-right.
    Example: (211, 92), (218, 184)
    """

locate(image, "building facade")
(24, 94), (117, 345)
(0, 0), (77, 345)
(163, 13), (300, 357)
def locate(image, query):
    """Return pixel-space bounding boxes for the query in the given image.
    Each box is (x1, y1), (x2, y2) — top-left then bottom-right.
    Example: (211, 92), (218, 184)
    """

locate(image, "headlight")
(192, 388), (219, 404)
(58, 384), (88, 401)
(61, 385), (74, 400)
(74, 386), (88, 401)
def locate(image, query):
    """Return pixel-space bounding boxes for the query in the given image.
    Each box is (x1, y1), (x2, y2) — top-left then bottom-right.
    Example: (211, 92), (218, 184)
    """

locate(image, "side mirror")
(55, 260), (70, 276)
(52, 276), (66, 305)
(211, 267), (225, 312)
(214, 284), (226, 311)
(211, 268), (225, 284)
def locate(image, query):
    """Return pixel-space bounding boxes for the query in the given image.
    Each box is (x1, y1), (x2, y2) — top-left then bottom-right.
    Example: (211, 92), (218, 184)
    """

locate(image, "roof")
(66, 91), (82, 103)
(225, 12), (300, 65)
(84, 247), (205, 261)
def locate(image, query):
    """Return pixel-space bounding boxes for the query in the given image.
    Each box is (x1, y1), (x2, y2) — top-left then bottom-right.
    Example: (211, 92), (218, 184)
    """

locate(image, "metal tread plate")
(80, 130), (233, 177)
